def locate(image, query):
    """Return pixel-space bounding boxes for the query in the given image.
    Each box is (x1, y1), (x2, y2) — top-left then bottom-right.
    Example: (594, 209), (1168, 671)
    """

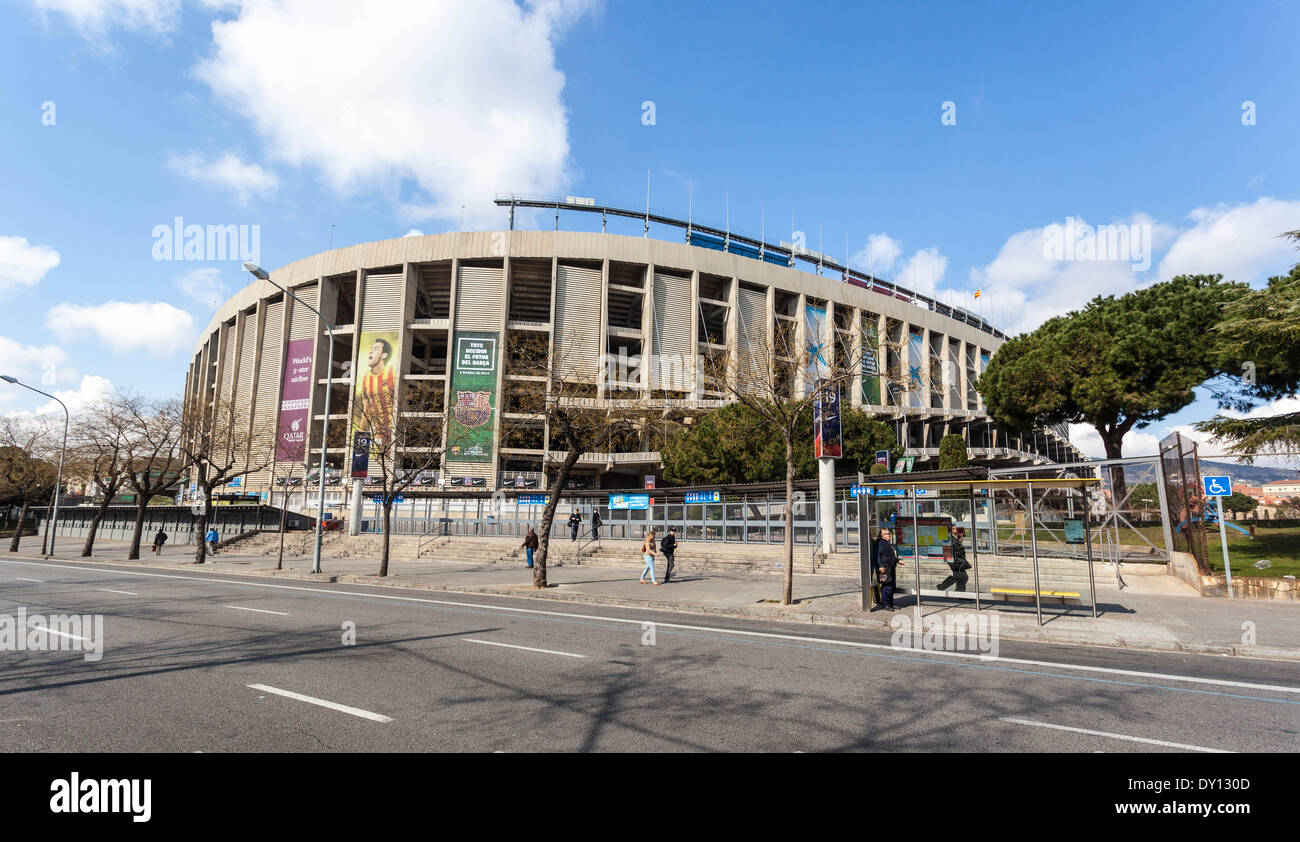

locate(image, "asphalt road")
(1, 556), (1297, 752)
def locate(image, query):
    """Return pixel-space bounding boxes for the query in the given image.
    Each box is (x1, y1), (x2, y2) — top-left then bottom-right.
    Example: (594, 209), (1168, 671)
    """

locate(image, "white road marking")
(247, 684), (392, 723)
(466, 638), (586, 658)
(224, 605), (289, 616)
(5, 558), (1298, 699)
(14, 577), (43, 582)
(1001, 717), (1231, 753)
(99, 588), (138, 596)
(45, 628), (91, 643)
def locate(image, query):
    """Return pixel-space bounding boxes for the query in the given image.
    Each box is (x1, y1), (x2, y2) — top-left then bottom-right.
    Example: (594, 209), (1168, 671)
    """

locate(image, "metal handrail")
(416, 521), (451, 558)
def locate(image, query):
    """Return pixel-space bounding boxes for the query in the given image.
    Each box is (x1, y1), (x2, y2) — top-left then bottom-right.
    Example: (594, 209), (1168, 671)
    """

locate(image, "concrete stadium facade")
(184, 228), (1080, 499)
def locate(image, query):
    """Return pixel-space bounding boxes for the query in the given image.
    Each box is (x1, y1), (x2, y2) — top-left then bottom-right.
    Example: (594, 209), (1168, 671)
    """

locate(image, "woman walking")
(640, 527), (660, 585)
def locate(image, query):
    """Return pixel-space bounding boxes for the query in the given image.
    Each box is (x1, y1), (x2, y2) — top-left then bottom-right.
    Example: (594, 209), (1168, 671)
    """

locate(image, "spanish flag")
(973, 289), (982, 299)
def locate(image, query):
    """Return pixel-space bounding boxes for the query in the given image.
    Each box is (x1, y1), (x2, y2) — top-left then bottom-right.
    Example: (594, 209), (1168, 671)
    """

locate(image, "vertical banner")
(861, 324), (881, 405)
(351, 431), (371, 478)
(814, 381), (842, 459)
(447, 331), (499, 463)
(354, 331), (399, 447)
(276, 338), (315, 461)
(804, 303), (828, 394)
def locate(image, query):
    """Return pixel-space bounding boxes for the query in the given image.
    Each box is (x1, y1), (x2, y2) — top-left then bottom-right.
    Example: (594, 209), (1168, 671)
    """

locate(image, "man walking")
(151, 528), (168, 555)
(206, 526), (220, 556)
(660, 527), (678, 583)
(522, 526), (538, 568)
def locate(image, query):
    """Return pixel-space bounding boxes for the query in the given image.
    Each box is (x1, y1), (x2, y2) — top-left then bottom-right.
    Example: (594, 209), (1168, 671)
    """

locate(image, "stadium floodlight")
(243, 263), (334, 575)
(1, 376), (68, 557)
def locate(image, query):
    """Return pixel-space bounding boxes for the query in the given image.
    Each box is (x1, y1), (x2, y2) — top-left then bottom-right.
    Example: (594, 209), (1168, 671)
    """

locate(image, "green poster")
(447, 331), (499, 463)
(861, 325), (881, 405)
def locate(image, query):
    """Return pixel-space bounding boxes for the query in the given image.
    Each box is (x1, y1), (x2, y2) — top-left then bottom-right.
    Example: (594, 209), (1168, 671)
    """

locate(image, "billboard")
(350, 431), (371, 479)
(861, 323), (881, 405)
(813, 381), (842, 459)
(276, 338), (314, 461)
(354, 331), (399, 448)
(804, 303), (829, 394)
(447, 331), (499, 463)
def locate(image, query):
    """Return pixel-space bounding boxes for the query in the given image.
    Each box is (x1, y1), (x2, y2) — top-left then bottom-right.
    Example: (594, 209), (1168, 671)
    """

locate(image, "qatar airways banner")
(276, 339), (314, 461)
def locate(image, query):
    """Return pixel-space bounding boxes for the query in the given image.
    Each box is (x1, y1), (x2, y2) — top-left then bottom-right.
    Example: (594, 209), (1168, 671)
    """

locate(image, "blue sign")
(609, 493), (650, 510)
(859, 486), (907, 497)
(850, 484), (867, 498)
(1203, 475), (1233, 497)
(518, 495), (550, 505)
(875, 450), (890, 467)
(684, 490), (721, 504)
(228, 476), (243, 488)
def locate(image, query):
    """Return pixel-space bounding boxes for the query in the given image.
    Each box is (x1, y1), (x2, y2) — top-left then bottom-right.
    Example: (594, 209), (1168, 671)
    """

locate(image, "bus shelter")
(856, 476), (1102, 626)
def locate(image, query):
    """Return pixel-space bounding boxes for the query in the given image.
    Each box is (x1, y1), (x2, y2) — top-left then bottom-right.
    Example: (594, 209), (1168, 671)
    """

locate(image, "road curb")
(10, 553), (1300, 662)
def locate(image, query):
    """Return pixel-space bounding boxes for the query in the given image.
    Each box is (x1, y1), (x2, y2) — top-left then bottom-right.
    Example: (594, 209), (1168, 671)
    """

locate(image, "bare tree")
(352, 381), (445, 576)
(706, 305), (867, 605)
(179, 393), (276, 564)
(0, 417), (57, 554)
(69, 392), (134, 557)
(270, 437), (308, 571)
(121, 396), (188, 560)
(500, 332), (662, 589)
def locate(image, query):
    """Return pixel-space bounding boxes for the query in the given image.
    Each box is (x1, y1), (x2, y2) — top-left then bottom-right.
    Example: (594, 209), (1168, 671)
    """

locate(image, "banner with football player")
(446, 330), (499, 463)
(353, 330), (399, 449)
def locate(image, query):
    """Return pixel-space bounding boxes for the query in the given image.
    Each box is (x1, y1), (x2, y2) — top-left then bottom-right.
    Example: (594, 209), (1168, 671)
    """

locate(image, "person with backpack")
(522, 527), (539, 568)
(205, 527), (220, 556)
(151, 529), (168, 555)
(660, 527), (678, 583)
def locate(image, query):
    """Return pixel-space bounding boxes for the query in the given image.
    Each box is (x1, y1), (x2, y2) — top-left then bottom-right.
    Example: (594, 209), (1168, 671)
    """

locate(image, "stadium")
(183, 196), (1082, 503)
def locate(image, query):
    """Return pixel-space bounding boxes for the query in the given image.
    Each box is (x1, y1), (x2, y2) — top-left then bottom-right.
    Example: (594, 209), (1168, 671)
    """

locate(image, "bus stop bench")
(990, 587), (1082, 606)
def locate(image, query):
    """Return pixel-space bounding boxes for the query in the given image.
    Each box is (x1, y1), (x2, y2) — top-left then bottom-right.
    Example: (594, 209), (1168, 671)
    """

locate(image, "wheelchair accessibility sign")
(1202, 475), (1233, 497)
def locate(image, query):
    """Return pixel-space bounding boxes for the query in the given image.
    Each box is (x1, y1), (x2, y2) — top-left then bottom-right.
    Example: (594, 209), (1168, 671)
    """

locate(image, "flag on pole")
(973, 289), (982, 299)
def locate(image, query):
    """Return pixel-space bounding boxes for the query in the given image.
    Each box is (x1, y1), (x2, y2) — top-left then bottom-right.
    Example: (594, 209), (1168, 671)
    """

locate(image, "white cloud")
(0, 236), (61, 295)
(174, 267), (230, 307)
(46, 301), (195, 355)
(402, 229), (425, 238)
(165, 150), (279, 204)
(1156, 197), (1300, 284)
(900, 246), (948, 291)
(193, 0), (597, 227)
(1067, 424), (1161, 459)
(30, 0), (180, 40)
(0, 335), (74, 395)
(852, 233), (902, 276)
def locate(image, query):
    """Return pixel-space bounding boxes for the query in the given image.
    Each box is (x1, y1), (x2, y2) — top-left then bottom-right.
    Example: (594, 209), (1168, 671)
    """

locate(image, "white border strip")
(225, 605), (290, 616)
(99, 588), (138, 595)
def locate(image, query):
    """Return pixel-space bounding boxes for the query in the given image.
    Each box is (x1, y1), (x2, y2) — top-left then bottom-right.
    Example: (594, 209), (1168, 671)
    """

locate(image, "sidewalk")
(10, 538), (1300, 661)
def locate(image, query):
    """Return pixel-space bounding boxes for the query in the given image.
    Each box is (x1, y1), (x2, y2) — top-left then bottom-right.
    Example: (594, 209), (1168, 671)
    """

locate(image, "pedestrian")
(590, 509), (602, 541)
(205, 526), (220, 556)
(151, 528), (168, 555)
(938, 527), (970, 592)
(639, 527), (660, 585)
(660, 526), (678, 583)
(568, 510), (581, 542)
(875, 527), (903, 610)
(522, 526), (538, 568)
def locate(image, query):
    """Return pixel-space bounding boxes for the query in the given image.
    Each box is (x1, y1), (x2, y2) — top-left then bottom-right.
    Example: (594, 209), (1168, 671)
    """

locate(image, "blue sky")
(1, 0), (1297, 461)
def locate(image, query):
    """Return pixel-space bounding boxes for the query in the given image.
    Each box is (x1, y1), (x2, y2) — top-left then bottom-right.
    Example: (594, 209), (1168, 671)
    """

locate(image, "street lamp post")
(244, 263), (334, 574)
(1, 376), (69, 557)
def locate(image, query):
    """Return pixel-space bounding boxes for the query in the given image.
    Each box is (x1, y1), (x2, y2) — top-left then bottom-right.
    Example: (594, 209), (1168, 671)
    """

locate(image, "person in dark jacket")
(521, 527), (539, 568)
(938, 527), (970, 592)
(568, 511), (581, 542)
(151, 529), (168, 555)
(875, 528), (902, 610)
(590, 510), (602, 541)
(660, 527), (678, 583)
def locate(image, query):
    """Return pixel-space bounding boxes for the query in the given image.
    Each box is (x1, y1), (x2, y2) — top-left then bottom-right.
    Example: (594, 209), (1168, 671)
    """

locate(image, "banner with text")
(276, 338), (314, 461)
(447, 331), (499, 463)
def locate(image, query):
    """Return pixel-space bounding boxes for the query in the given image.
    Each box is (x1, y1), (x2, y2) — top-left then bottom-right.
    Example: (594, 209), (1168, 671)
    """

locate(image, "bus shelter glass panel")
(703, 503), (723, 541)
(724, 502), (745, 542)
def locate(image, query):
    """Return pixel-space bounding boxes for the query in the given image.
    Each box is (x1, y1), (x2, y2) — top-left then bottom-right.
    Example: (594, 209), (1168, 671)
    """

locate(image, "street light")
(1, 375), (69, 557)
(244, 262), (334, 574)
